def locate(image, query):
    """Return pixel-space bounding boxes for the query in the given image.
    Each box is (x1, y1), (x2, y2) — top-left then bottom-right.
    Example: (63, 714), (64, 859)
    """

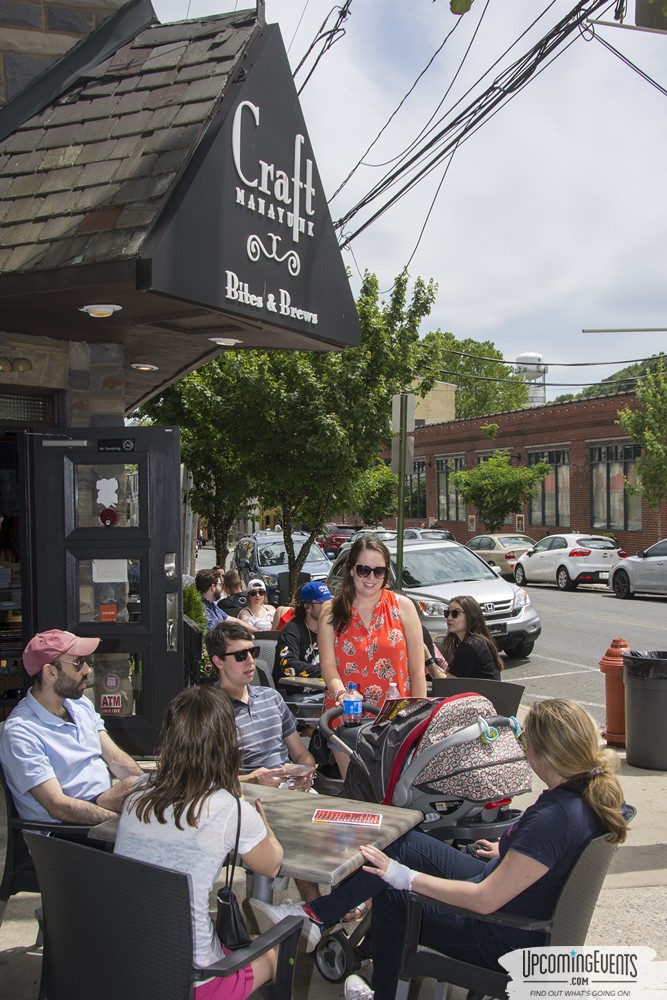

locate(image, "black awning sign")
(143, 24), (360, 350)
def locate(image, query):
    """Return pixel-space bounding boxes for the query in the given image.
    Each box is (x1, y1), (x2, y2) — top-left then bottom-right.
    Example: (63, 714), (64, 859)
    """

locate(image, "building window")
(404, 460), (426, 520)
(529, 449), (570, 527)
(590, 443), (642, 531)
(436, 456), (465, 522)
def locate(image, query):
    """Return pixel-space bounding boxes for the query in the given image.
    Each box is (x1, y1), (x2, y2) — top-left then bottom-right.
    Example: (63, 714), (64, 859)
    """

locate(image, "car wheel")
(556, 566), (576, 591)
(505, 641), (534, 659)
(612, 569), (633, 600)
(514, 564), (527, 587)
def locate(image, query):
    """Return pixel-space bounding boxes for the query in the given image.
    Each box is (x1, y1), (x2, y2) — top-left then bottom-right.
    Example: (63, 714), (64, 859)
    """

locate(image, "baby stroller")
(314, 692), (531, 981)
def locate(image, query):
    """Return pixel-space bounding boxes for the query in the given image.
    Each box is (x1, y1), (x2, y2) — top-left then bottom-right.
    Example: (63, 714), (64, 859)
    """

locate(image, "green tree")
(616, 359), (667, 538)
(453, 452), (551, 532)
(137, 374), (256, 566)
(349, 463), (398, 526)
(420, 331), (528, 419)
(557, 353), (666, 402)
(138, 270), (440, 595)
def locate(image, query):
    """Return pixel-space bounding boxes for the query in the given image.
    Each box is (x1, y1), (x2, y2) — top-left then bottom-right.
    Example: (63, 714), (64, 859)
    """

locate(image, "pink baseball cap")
(22, 630), (100, 676)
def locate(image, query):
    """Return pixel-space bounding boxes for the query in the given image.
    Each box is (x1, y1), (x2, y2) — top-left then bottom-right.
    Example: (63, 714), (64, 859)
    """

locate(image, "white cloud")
(154, 0), (667, 393)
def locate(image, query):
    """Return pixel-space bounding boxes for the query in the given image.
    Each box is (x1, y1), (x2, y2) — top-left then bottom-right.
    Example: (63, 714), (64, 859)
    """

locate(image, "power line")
(438, 368), (650, 387)
(436, 347), (666, 367)
(335, 0), (613, 246)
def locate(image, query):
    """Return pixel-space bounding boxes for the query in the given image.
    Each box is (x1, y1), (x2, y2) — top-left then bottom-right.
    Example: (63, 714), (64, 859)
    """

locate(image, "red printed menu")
(312, 809), (382, 827)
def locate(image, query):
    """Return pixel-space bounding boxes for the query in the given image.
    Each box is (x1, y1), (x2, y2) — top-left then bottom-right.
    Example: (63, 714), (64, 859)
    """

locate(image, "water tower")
(514, 352), (548, 407)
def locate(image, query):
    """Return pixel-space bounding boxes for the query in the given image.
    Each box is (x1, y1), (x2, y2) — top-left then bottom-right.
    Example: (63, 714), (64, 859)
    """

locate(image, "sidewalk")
(1, 741), (665, 1000)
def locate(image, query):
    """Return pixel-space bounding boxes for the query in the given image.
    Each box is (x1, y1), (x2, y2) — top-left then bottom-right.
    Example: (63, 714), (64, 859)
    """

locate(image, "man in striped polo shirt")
(207, 620), (316, 788)
(208, 619), (318, 901)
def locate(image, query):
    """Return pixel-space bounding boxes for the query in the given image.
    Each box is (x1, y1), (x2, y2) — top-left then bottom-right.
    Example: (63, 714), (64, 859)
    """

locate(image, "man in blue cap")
(272, 580), (332, 686)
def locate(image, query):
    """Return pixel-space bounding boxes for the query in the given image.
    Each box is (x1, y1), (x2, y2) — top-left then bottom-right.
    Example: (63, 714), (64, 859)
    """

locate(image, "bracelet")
(332, 687), (345, 702)
(424, 657), (435, 668)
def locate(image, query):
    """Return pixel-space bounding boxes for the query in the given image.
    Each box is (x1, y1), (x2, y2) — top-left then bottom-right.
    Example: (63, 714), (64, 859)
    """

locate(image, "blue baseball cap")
(299, 581), (333, 603)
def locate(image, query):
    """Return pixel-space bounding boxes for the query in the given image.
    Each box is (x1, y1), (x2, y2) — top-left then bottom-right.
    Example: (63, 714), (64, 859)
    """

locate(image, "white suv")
(514, 533), (626, 591)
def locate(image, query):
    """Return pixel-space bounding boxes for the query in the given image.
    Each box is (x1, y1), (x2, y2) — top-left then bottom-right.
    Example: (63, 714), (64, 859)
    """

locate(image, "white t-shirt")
(114, 788), (266, 967)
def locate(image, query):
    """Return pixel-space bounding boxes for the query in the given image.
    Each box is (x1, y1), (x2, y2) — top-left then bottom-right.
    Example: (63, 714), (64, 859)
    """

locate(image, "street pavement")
(1, 546), (665, 997)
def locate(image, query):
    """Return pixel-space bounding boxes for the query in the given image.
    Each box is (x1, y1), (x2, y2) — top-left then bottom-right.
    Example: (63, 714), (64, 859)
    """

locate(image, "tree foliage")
(137, 270), (439, 594)
(453, 452), (551, 532)
(420, 331), (529, 419)
(553, 353), (667, 403)
(616, 359), (667, 537)
(349, 463), (399, 526)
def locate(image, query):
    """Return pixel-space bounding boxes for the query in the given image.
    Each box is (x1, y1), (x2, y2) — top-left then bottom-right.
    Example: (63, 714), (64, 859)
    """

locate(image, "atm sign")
(100, 694), (122, 715)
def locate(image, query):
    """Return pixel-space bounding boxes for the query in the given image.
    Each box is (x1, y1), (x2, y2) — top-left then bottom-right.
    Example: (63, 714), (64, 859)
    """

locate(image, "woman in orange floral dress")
(319, 536), (426, 778)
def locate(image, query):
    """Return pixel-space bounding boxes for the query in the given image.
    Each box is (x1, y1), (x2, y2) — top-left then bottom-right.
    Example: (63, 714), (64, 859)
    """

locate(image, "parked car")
(338, 527), (399, 556)
(404, 527), (456, 542)
(320, 524), (358, 557)
(466, 533), (537, 577)
(326, 539), (541, 658)
(514, 533), (626, 591)
(231, 531), (331, 605)
(608, 539), (667, 599)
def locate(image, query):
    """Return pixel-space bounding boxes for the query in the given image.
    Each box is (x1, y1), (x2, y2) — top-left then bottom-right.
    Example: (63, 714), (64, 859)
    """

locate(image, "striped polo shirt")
(231, 686), (297, 774)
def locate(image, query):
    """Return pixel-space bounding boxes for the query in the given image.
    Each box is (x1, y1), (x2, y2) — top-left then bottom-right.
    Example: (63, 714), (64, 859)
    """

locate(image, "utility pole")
(392, 393), (415, 590)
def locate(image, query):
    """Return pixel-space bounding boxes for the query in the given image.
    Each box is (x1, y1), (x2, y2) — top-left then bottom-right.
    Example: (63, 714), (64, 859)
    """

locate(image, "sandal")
(342, 901), (370, 923)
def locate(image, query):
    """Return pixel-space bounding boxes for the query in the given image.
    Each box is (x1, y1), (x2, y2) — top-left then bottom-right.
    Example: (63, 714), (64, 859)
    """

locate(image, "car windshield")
(399, 546), (496, 587)
(418, 530), (451, 539)
(258, 538), (318, 567)
(578, 537), (616, 550)
(499, 536), (534, 548)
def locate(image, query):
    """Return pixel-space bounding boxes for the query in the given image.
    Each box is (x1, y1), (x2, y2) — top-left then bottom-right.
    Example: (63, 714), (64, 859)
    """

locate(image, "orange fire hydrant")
(599, 637), (630, 746)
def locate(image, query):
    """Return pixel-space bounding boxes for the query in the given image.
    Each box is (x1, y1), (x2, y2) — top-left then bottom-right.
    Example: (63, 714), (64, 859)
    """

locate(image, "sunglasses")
(354, 564), (387, 580)
(56, 655), (91, 672)
(220, 645), (261, 662)
(248, 589), (266, 598)
(445, 608), (463, 619)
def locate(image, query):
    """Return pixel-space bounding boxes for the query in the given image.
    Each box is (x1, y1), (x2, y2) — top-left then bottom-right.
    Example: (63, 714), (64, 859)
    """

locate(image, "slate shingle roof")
(0, 8), (257, 276)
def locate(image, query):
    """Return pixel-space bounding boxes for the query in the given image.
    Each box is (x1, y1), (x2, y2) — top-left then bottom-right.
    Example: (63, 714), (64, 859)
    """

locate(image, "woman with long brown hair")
(114, 686), (284, 1000)
(319, 536), (426, 776)
(439, 594), (504, 680)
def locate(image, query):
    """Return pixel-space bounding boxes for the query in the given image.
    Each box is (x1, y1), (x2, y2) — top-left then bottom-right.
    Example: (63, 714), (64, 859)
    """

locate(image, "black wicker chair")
(25, 832), (303, 1000)
(0, 762), (92, 937)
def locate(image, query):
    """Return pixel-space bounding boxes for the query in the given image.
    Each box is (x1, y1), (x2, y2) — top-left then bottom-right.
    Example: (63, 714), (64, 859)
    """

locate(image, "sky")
(152, 0), (667, 400)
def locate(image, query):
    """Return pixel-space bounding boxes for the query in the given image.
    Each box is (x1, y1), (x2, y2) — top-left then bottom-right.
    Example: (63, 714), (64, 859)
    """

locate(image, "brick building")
(401, 391), (666, 554)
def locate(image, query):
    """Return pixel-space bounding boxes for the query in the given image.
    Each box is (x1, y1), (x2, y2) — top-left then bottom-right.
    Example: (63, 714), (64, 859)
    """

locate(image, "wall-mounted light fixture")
(79, 304), (122, 318)
(209, 337), (243, 347)
(0, 355), (33, 373)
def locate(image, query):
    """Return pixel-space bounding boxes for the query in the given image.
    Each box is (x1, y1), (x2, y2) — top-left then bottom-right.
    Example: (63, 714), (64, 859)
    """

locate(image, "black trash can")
(622, 650), (667, 770)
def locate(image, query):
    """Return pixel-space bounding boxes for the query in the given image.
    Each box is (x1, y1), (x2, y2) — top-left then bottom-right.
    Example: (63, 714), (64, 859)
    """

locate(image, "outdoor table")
(89, 784), (422, 900)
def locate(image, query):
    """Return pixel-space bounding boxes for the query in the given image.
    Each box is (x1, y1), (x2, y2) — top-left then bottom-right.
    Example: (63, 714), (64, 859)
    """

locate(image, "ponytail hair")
(523, 699), (627, 844)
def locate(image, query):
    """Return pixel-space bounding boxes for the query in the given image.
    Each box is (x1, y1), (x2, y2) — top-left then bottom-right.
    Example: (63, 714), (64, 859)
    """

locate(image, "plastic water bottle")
(342, 682), (363, 726)
(385, 682), (400, 702)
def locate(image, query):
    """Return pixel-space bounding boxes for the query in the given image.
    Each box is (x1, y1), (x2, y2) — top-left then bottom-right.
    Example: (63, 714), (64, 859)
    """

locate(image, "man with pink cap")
(0, 629), (144, 823)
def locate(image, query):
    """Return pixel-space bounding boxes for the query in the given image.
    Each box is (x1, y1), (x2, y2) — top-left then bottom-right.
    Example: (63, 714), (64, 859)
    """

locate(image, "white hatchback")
(514, 533), (627, 591)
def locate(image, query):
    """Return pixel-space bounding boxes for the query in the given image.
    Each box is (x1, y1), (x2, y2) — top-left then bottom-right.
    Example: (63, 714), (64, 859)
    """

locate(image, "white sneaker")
(344, 974), (374, 1000)
(248, 898), (322, 953)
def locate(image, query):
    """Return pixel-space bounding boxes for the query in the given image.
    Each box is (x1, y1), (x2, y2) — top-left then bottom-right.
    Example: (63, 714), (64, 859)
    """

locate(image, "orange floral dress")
(324, 589), (411, 723)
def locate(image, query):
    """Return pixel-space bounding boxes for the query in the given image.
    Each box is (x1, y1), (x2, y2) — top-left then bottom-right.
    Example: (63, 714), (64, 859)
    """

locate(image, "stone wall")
(0, 332), (124, 426)
(0, 0), (128, 105)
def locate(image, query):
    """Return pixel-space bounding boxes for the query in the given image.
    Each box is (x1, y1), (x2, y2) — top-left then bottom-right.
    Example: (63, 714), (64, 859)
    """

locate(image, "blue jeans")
(309, 831), (502, 1000)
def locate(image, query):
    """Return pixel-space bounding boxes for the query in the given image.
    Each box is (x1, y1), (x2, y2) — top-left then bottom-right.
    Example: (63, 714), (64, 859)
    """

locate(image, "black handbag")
(215, 797), (252, 951)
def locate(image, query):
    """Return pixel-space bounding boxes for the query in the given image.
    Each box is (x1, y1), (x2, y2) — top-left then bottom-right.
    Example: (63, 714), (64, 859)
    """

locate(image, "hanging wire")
(334, 0), (614, 246)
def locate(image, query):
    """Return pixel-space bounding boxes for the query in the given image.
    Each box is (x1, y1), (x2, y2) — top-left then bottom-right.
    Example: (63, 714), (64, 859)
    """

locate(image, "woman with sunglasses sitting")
(238, 578), (275, 632)
(319, 537), (426, 777)
(439, 594), (504, 681)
